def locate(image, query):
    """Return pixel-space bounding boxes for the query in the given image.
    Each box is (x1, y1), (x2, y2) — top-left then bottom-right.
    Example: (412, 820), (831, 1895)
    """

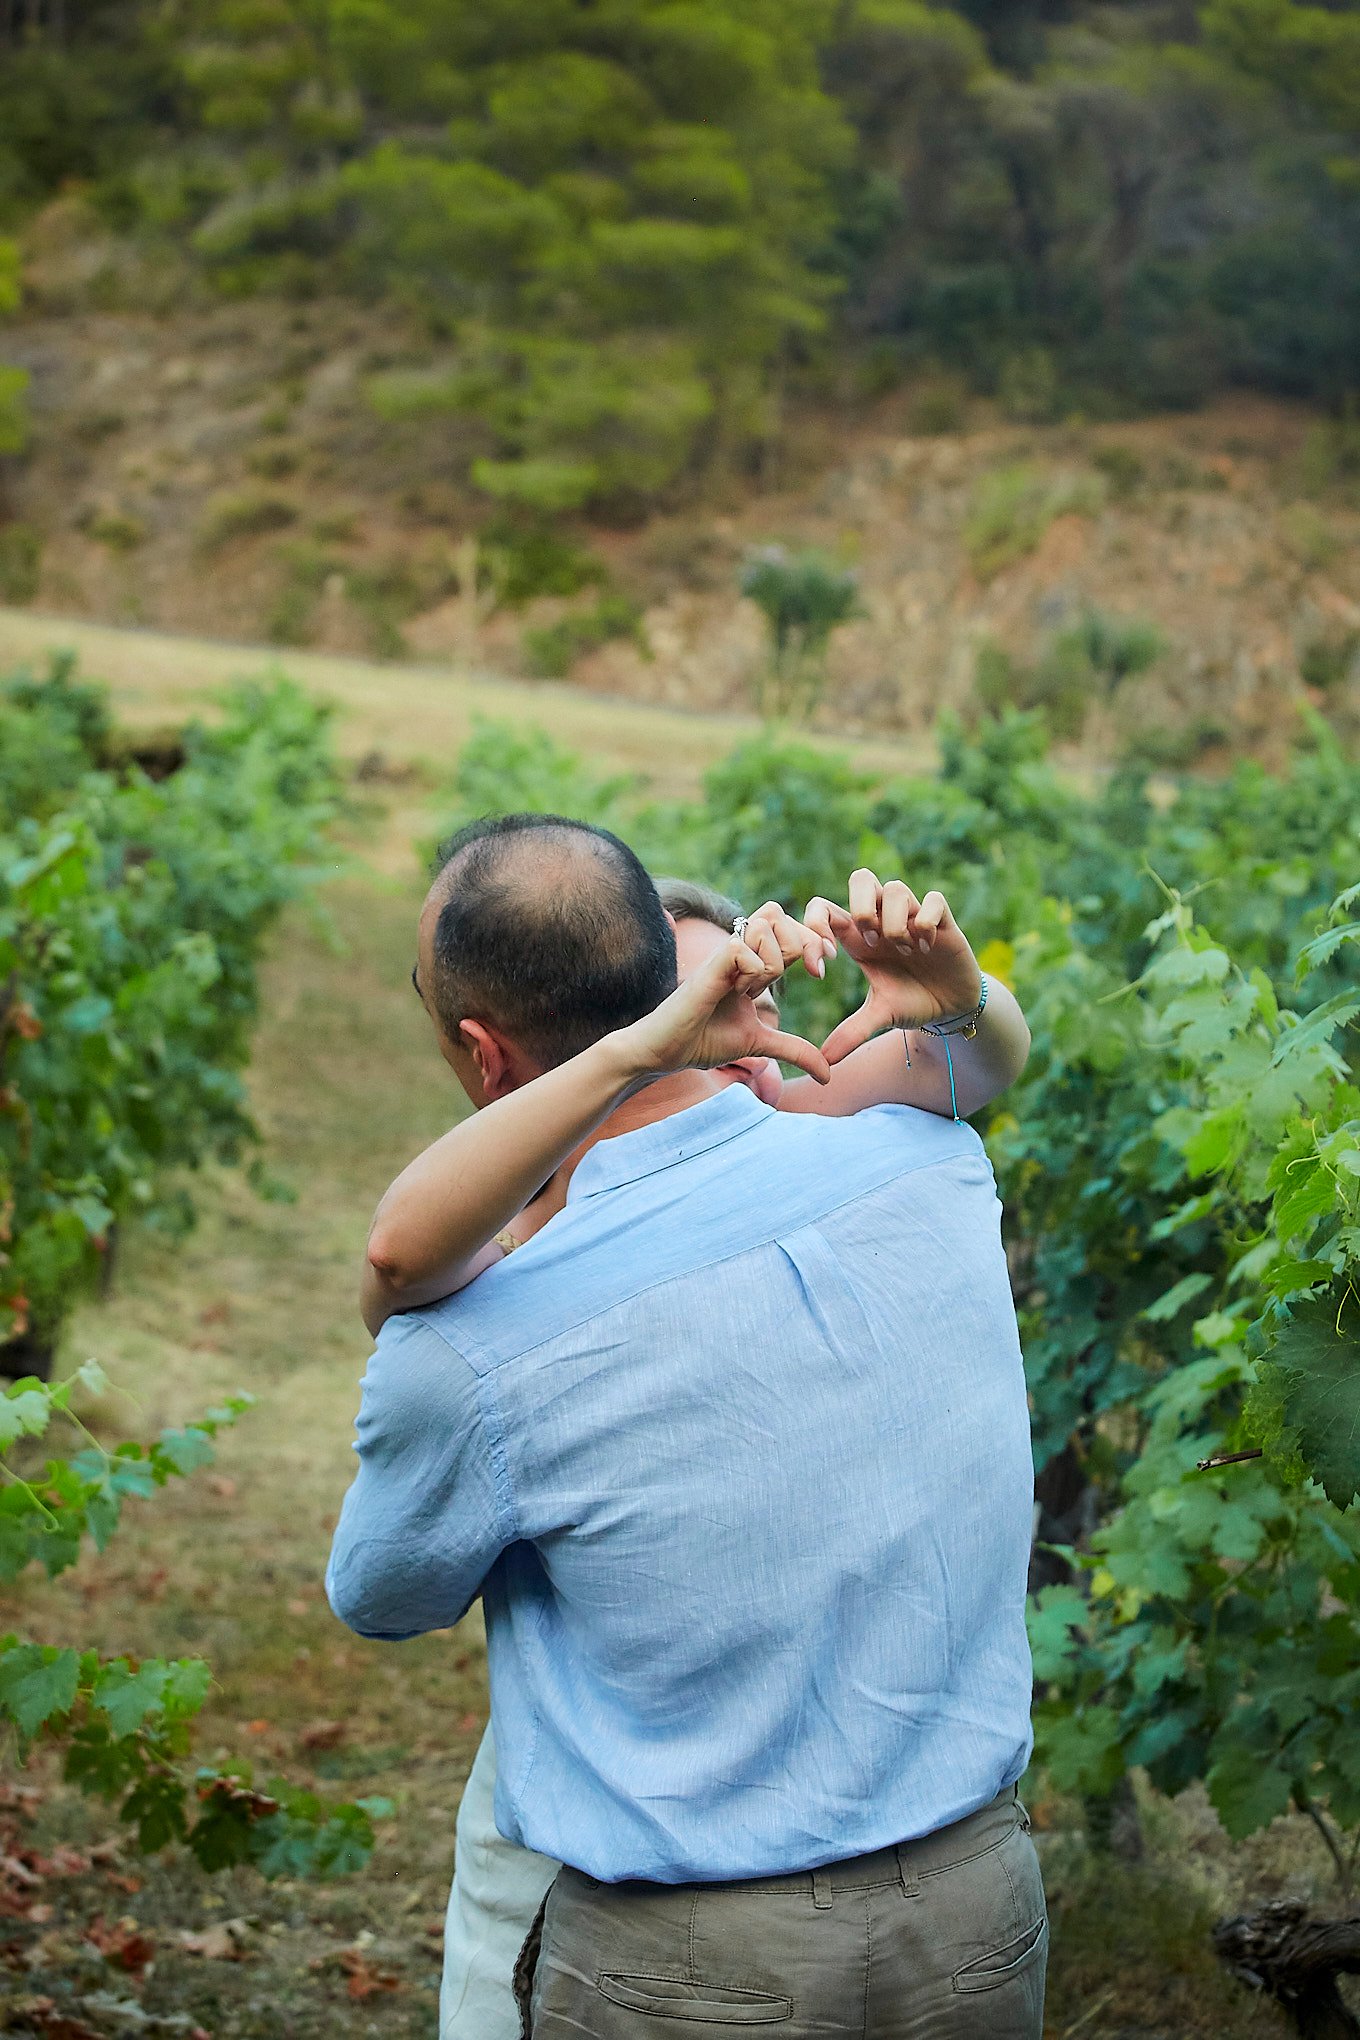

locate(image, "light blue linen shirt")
(327, 1085), (1035, 1884)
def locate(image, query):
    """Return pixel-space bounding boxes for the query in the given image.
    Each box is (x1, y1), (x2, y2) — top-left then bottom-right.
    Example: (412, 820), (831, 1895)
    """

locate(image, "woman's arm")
(779, 872), (1029, 1121)
(361, 917), (829, 1336)
(778, 975), (1029, 1121)
(361, 1039), (639, 1336)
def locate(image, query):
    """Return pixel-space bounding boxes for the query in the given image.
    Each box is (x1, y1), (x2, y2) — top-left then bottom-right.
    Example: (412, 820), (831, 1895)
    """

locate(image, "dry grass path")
(0, 605), (932, 789)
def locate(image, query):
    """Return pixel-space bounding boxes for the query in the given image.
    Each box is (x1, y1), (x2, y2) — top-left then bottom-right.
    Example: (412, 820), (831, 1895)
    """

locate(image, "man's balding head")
(420, 813), (677, 1076)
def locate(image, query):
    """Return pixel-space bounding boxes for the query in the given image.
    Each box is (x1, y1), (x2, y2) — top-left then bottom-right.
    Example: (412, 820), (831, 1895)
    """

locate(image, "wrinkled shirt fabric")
(327, 1086), (1035, 1884)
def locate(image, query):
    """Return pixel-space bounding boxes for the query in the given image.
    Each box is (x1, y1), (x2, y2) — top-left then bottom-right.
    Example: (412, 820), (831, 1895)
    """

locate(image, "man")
(327, 814), (1045, 2038)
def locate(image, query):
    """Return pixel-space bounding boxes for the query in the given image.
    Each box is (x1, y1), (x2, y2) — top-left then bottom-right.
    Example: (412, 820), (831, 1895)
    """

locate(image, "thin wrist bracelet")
(920, 975), (989, 1040)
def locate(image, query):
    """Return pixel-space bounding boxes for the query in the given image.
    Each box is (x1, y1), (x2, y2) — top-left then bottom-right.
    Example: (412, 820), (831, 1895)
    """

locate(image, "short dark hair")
(429, 813), (678, 1068)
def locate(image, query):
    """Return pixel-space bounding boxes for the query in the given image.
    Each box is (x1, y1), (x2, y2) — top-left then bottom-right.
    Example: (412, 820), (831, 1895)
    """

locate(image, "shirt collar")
(566, 1083), (774, 1203)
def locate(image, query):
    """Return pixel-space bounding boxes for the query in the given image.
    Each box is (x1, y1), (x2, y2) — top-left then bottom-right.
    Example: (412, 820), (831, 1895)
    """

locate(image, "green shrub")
(964, 466), (1103, 580)
(83, 507), (145, 552)
(523, 592), (648, 678)
(197, 490), (298, 552)
(0, 362), (29, 459)
(1279, 503), (1339, 571)
(480, 515), (607, 609)
(1, 1365), (388, 1876)
(0, 521), (41, 603)
(0, 671), (339, 1351)
(1301, 629), (1359, 694)
(1298, 405), (1360, 500)
(739, 546), (862, 718)
(907, 377), (968, 435)
(998, 346), (1061, 424)
(1069, 607), (1166, 687)
(973, 610), (1163, 741)
(1119, 715), (1230, 770)
(1092, 444), (1146, 500)
(247, 440), (303, 479)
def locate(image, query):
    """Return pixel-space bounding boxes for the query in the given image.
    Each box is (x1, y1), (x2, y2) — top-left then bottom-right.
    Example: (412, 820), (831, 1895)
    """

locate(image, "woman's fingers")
(802, 897), (848, 959)
(848, 868), (883, 944)
(750, 900), (828, 977)
(759, 1024), (831, 1085)
(880, 880), (920, 945)
(819, 994), (879, 1067)
(740, 918), (785, 981)
(908, 890), (954, 953)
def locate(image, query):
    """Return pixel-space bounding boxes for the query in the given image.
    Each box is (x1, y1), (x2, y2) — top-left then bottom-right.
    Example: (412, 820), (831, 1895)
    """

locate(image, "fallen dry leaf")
(338, 1947), (402, 2001)
(7, 1997), (103, 2040)
(176, 1917), (251, 1961)
(298, 1719), (346, 1752)
(84, 1913), (155, 1980)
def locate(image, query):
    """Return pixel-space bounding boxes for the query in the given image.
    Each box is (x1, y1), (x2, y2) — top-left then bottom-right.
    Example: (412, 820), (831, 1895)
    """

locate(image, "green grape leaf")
(311, 1805), (379, 1878)
(1036, 1702), (1125, 1797)
(162, 1658), (212, 1718)
(1144, 1272), (1214, 1322)
(1271, 1294), (1360, 1509)
(65, 1719), (146, 1800)
(0, 1644), (81, 1736)
(122, 1769), (189, 1853)
(1130, 1630), (1189, 1700)
(93, 1658), (170, 1737)
(1206, 1746), (1294, 1839)
(1275, 1159), (1340, 1245)
(1272, 991), (1360, 1066)
(1026, 1585), (1088, 1680)
(0, 1385), (54, 1450)
(155, 1427), (216, 1477)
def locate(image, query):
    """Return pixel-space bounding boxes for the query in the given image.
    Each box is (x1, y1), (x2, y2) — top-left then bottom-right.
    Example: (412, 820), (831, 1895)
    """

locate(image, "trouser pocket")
(512, 1888), (552, 2040)
(597, 1973), (792, 2023)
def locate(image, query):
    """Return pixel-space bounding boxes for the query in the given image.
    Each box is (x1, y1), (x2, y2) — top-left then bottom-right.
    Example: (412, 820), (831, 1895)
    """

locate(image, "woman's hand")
(802, 870), (984, 1065)
(618, 910), (831, 1084)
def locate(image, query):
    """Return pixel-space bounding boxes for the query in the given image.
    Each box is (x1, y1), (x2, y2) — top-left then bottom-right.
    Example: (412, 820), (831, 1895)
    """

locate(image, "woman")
(359, 870), (1031, 2040)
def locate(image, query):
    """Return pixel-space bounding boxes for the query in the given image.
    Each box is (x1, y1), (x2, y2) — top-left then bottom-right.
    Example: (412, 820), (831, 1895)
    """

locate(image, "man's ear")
(458, 1018), (518, 1100)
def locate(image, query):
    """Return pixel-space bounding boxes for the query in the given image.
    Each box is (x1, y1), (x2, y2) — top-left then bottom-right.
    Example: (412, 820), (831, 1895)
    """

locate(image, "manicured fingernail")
(814, 957), (825, 977)
(863, 930), (879, 946)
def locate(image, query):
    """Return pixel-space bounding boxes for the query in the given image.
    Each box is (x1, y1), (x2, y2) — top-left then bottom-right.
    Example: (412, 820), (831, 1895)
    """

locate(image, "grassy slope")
(0, 616), (1322, 2037)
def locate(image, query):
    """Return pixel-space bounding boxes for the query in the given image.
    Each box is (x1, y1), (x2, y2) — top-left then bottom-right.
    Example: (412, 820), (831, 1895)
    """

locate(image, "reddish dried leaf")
(85, 1912), (155, 1979)
(13, 1999), (103, 2040)
(299, 1720), (346, 1752)
(339, 1948), (402, 2000)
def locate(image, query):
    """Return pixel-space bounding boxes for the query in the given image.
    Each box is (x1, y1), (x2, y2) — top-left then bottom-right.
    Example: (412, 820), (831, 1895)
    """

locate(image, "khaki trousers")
(516, 1787), (1047, 2037)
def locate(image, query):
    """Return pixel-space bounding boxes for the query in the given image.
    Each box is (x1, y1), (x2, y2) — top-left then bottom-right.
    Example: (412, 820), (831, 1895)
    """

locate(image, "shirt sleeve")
(325, 1312), (512, 1641)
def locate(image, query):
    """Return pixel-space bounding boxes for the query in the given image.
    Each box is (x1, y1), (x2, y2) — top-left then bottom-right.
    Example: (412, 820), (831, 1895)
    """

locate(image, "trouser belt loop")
(811, 1866), (833, 1911)
(895, 1845), (920, 1899)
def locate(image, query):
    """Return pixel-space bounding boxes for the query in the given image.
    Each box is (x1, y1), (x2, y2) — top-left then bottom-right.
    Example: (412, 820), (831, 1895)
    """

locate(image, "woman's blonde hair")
(653, 875), (744, 932)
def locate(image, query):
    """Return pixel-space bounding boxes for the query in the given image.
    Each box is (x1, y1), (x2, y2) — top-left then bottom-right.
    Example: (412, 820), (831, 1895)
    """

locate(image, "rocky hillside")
(3, 275), (1358, 764)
